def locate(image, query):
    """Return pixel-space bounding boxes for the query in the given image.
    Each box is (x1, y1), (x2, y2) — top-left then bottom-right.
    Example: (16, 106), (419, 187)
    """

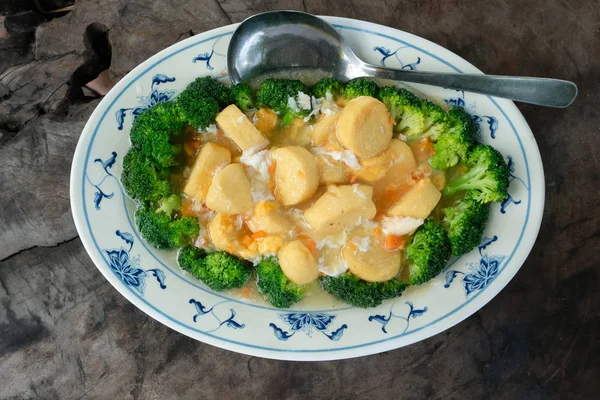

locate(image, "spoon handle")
(360, 64), (577, 108)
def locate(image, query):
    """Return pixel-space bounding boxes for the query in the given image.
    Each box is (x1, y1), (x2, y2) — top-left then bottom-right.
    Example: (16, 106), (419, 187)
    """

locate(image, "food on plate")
(121, 75), (509, 308)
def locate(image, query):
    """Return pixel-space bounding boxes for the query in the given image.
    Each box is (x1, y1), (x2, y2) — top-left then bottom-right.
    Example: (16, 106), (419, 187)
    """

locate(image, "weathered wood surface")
(1, 1), (598, 398)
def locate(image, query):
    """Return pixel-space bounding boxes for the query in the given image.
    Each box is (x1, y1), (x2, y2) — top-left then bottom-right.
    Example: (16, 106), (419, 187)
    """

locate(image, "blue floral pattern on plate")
(115, 74), (178, 130)
(369, 301), (428, 334)
(103, 230), (167, 296)
(373, 46), (421, 70)
(444, 237), (506, 297)
(86, 151), (117, 210)
(270, 312), (348, 341)
(189, 299), (245, 332)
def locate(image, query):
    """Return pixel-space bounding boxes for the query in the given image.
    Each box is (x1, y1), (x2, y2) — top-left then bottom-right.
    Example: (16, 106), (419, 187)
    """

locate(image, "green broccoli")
(311, 77), (345, 99)
(429, 107), (476, 170)
(344, 77), (380, 100)
(135, 202), (199, 249)
(178, 246), (251, 291)
(231, 83), (254, 112)
(441, 144), (509, 203)
(176, 84), (221, 130)
(377, 86), (427, 137)
(256, 78), (311, 126)
(183, 76), (233, 107)
(320, 272), (408, 308)
(255, 257), (304, 308)
(121, 149), (171, 202)
(129, 101), (186, 168)
(420, 100), (448, 139)
(404, 219), (452, 285)
(442, 191), (490, 256)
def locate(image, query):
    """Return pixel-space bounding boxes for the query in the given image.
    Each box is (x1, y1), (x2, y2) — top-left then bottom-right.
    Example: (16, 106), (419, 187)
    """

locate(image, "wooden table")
(1, 1), (598, 398)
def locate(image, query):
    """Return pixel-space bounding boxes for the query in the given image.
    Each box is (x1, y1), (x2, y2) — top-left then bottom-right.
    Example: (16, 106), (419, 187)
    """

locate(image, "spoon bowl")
(228, 11), (577, 108)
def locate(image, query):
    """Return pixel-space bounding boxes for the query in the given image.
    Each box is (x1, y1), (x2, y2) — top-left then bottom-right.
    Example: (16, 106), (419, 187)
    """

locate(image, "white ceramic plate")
(70, 16), (544, 361)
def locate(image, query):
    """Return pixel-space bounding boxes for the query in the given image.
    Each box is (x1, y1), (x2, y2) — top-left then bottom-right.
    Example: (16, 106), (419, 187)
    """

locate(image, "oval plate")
(70, 16), (544, 361)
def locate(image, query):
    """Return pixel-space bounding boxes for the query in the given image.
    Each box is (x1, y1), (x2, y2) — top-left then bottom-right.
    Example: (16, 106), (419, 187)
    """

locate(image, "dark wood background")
(1, 1), (598, 399)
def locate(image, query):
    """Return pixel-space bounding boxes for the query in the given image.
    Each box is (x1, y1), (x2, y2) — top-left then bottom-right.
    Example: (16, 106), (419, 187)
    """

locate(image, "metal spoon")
(227, 11), (577, 108)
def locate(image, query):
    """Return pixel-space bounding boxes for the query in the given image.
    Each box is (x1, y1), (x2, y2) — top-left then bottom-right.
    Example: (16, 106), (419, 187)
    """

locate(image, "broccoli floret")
(177, 76), (233, 129)
(405, 219), (452, 285)
(178, 246), (250, 291)
(442, 191), (490, 256)
(378, 86), (427, 137)
(429, 107), (476, 170)
(441, 144), (509, 203)
(321, 272), (408, 308)
(420, 100), (448, 139)
(121, 149), (171, 202)
(135, 202), (199, 249)
(256, 78), (311, 126)
(184, 76), (233, 107)
(130, 102), (186, 168)
(311, 77), (345, 99)
(231, 83), (254, 112)
(255, 257), (304, 308)
(344, 77), (380, 100)
(156, 194), (181, 215)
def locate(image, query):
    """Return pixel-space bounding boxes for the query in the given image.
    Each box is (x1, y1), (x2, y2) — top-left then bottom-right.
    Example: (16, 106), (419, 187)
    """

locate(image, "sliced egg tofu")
(388, 178), (441, 219)
(271, 146), (319, 206)
(216, 104), (269, 152)
(183, 142), (231, 202)
(278, 240), (320, 284)
(205, 163), (253, 214)
(336, 96), (394, 159)
(304, 184), (376, 235)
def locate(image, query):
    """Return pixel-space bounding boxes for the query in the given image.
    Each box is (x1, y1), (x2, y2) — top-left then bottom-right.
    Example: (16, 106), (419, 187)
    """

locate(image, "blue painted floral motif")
(189, 299), (245, 332)
(500, 155), (527, 214)
(103, 230), (167, 295)
(368, 301), (428, 334)
(373, 46), (421, 70)
(444, 90), (498, 139)
(444, 238), (506, 297)
(269, 312), (347, 341)
(192, 50), (215, 70)
(115, 74), (177, 130)
(86, 151), (117, 210)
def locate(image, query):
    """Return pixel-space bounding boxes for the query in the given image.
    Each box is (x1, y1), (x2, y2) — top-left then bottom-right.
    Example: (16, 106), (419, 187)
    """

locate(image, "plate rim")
(70, 16), (545, 361)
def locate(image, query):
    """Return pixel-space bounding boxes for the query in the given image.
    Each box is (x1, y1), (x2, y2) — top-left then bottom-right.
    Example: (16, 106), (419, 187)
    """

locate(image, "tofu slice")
(343, 241), (402, 282)
(278, 240), (319, 284)
(247, 201), (293, 235)
(311, 113), (340, 146)
(304, 184), (377, 235)
(216, 104), (269, 152)
(315, 154), (348, 184)
(388, 178), (441, 219)
(205, 163), (253, 214)
(372, 139), (417, 199)
(271, 146), (319, 206)
(183, 143), (231, 202)
(336, 96), (394, 158)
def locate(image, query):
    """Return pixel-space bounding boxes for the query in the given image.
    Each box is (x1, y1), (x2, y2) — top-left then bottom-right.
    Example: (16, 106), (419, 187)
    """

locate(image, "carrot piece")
(348, 173), (358, 184)
(242, 235), (254, 247)
(385, 234), (407, 251)
(251, 231), (268, 240)
(268, 161), (277, 177)
(242, 287), (251, 298)
(298, 235), (317, 255)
